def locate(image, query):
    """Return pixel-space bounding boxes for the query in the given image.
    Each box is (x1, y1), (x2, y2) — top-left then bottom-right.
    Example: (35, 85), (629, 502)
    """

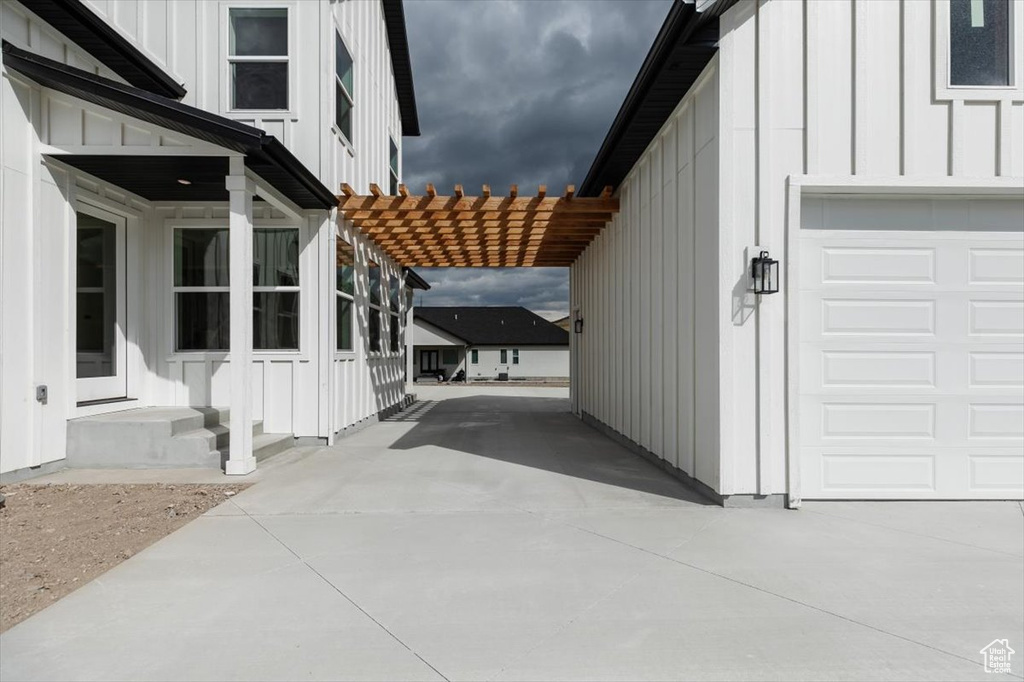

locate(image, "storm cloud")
(402, 0), (670, 313)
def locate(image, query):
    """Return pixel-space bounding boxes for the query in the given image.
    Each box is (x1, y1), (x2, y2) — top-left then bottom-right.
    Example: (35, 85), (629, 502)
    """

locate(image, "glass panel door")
(76, 209), (127, 402)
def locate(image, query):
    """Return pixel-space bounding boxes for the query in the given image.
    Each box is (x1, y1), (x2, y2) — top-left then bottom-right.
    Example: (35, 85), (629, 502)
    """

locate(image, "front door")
(421, 349), (439, 373)
(76, 207), (127, 402)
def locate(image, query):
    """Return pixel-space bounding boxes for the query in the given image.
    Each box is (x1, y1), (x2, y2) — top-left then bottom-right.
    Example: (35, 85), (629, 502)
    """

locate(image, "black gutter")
(20, 0), (186, 99)
(3, 41), (336, 211)
(403, 267), (431, 291)
(381, 0), (420, 136)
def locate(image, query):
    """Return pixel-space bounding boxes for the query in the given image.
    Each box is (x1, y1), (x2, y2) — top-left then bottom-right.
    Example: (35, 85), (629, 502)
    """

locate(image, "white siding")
(470, 346), (569, 380)
(571, 61), (720, 489)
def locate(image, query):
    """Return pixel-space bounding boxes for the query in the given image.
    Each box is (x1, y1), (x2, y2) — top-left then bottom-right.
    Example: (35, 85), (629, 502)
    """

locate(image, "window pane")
(389, 138), (398, 174)
(512, 349), (519, 365)
(254, 292), (298, 350)
(230, 8), (287, 56)
(335, 33), (353, 94)
(175, 229), (229, 287)
(176, 292), (229, 351)
(390, 173), (398, 197)
(442, 348), (457, 364)
(368, 308), (381, 352)
(336, 239), (355, 295)
(389, 275), (400, 313)
(368, 261), (381, 306)
(76, 218), (117, 378)
(336, 297), (353, 351)
(232, 62), (288, 110)
(950, 0), (1010, 86)
(389, 314), (399, 353)
(336, 84), (352, 140)
(254, 228), (299, 286)
(471, 349), (478, 364)
(500, 349), (507, 364)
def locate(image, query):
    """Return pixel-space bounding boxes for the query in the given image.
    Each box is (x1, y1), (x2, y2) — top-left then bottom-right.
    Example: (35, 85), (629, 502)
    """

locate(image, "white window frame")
(500, 348), (508, 364)
(167, 221), (304, 360)
(334, 28), (355, 146)
(335, 235), (356, 354)
(934, 0), (1024, 101)
(388, 137), (399, 195)
(253, 226), (302, 351)
(222, 4), (297, 115)
(512, 348), (520, 365)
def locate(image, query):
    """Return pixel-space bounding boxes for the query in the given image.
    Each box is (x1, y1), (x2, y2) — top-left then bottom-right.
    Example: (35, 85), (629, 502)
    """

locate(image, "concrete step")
(252, 433), (294, 463)
(67, 407), (283, 470)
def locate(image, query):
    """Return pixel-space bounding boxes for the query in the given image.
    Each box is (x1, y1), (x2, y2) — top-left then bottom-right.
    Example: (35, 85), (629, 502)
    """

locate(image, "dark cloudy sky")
(402, 0), (671, 314)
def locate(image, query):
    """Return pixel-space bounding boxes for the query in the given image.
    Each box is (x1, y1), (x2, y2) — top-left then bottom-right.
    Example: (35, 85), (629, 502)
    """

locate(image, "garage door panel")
(797, 196), (1024, 500)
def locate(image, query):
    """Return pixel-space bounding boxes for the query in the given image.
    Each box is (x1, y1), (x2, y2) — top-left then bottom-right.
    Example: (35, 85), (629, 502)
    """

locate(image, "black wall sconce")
(574, 317), (584, 334)
(750, 250), (779, 295)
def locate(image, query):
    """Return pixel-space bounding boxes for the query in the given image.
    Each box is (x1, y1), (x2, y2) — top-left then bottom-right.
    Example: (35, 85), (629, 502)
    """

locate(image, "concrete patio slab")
(2, 386), (1020, 681)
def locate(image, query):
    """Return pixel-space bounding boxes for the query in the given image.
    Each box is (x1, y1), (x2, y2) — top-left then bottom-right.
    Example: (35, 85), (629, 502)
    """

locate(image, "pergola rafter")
(337, 184), (618, 267)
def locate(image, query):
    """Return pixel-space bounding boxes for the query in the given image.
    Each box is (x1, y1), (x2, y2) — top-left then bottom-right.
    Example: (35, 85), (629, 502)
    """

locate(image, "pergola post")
(225, 157), (256, 475)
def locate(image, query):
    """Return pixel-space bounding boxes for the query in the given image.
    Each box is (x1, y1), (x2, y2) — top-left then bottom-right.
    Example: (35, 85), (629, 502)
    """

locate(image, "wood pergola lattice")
(338, 183), (618, 267)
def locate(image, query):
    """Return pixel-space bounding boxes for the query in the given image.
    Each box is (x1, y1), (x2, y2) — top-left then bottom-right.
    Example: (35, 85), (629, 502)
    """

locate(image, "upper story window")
(229, 8), (289, 110)
(336, 32), (354, 143)
(950, 0), (1011, 86)
(389, 138), (399, 195)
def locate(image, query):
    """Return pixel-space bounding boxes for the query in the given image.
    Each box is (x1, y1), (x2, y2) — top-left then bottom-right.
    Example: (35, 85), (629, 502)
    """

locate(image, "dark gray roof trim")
(381, 0), (420, 136)
(415, 307), (570, 346)
(2, 41), (336, 210)
(403, 268), (431, 291)
(20, 0), (186, 99)
(578, 0), (735, 197)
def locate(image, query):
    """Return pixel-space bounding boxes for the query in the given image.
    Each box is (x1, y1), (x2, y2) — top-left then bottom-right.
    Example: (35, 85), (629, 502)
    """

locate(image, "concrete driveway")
(2, 386), (1022, 681)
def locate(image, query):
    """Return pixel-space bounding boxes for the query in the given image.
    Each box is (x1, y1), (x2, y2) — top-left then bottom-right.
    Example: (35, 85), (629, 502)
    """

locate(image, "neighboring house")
(0, 0), (427, 479)
(413, 307), (569, 381)
(552, 315), (571, 332)
(571, 0), (1024, 504)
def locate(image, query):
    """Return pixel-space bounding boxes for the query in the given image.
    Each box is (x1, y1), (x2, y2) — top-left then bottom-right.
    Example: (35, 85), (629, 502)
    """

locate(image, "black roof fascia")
(3, 41), (336, 210)
(578, 0), (734, 197)
(381, 0), (420, 136)
(403, 268), (431, 291)
(20, 0), (186, 99)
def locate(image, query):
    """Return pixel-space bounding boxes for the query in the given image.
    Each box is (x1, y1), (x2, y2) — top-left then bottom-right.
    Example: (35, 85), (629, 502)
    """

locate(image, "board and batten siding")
(571, 60), (721, 491)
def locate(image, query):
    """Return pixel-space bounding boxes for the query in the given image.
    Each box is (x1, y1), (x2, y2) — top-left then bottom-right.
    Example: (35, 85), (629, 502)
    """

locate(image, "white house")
(571, 0), (1024, 505)
(413, 307), (570, 381)
(0, 0), (427, 479)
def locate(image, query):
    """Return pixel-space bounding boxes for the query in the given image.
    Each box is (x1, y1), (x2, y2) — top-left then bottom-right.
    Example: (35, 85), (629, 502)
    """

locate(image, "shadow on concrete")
(387, 394), (712, 506)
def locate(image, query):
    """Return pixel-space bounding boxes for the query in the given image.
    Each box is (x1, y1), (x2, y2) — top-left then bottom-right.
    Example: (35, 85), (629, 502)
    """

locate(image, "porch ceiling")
(338, 184), (619, 267)
(53, 155), (232, 202)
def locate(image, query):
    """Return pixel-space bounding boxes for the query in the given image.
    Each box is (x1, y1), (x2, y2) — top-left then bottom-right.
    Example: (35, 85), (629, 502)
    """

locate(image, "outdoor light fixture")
(177, 178), (192, 185)
(574, 317), (584, 334)
(750, 250), (779, 295)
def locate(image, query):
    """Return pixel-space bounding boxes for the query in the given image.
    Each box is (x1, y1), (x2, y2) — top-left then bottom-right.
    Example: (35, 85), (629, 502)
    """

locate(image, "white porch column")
(405, 284), (415, 392)
(226, 157), (256, 475)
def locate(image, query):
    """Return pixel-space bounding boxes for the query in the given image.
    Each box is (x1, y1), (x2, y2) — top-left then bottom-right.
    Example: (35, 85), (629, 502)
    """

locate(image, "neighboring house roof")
(381, 0), (420, 136)
(578, 0), (737, 197)
(403, 268), (431, 290)
(415, 307), (570, 346)
(20, 0), (186, 99)
(2, 41), (336, 210)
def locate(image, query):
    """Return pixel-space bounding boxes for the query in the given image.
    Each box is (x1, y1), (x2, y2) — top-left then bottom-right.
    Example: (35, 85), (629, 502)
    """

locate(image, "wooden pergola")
(337, 183), (619, 267)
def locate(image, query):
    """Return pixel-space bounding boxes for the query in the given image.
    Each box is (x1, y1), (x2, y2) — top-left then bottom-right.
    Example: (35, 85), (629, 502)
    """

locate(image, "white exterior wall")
(572, 0), (1024, 500)
(470, 346), (569, 380)
(0, 0), (410, 474)
(571, 60), (720, 489)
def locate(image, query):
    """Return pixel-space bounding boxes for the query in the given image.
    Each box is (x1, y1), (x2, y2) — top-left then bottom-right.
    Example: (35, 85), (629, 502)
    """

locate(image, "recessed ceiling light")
(177, 178), (192, 185)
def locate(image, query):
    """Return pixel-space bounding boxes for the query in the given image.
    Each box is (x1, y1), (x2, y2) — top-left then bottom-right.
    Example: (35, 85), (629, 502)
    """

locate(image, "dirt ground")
(0, 482), (249, 633)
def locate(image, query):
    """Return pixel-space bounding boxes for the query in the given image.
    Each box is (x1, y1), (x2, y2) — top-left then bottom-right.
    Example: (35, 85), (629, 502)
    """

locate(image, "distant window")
(500, 349), (508, 364)
(335, 238), (355, 351)
(367, 261), (381, 353)
(335, 32), (354, 142)
(442, 348), (458, 364)
(388, 275), (400, 353)
(949, 0), (1011, 86)
(389, 138), (399, 195)
(229, 8), (289, 110)
(471, 349), (478, 364)
(512, 349), (519, 365)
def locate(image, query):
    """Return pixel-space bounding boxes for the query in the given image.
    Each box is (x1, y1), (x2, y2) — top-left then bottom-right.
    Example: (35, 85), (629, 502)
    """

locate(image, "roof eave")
(381, 0), (421, 136)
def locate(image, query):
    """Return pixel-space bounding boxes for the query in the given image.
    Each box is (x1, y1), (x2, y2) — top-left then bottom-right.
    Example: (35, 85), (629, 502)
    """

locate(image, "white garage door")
(798, 196), (1024, 500)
